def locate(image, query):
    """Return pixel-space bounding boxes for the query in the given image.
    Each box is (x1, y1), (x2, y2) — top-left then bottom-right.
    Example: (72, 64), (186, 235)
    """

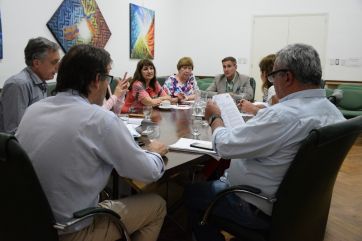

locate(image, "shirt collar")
(226, 72), (237, 83)
(26, 66), (44, 85)
(279, 89), (326, 103)
(57, 89), (91, 104)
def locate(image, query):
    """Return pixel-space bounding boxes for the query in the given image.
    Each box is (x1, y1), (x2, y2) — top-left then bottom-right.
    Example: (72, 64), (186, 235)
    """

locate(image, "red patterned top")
(121, 80), (167, 113)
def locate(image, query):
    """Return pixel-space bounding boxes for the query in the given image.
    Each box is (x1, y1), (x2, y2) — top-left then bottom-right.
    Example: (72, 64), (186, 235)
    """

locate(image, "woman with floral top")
(121, 59), (171, 113)
(163, 57), (199, 103)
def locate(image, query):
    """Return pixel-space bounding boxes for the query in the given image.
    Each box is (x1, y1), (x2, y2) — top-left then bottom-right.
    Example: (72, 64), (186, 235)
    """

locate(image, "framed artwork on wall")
(0, 9), (3, 59)
(129, 3), (155, 59)
(47, 0), (111, 52)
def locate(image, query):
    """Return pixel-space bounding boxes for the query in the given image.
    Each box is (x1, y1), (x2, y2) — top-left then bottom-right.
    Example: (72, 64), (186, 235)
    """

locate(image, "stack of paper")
(212, 93), (245, 127)
(169, 138), (216, 155)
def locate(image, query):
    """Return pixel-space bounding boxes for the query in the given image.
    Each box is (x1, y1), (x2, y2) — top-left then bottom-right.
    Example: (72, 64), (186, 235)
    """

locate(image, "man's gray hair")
(275, 43), (322, 86)
(24, 37), (59, 66)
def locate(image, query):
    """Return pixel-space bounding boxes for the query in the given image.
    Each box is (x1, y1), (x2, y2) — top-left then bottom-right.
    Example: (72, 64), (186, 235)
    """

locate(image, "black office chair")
(199, 116), (362, 241)
(0, 133), (131, 241)
(47, 81), (57, 96)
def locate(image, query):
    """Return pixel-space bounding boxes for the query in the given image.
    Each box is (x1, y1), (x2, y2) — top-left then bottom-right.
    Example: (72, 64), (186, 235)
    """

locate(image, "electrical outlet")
(237, 58), (247, 64)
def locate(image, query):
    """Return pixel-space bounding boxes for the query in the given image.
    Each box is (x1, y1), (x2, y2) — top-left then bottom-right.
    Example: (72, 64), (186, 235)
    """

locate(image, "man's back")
(221, 89), (345, 215)
(16, 91), (164, 226)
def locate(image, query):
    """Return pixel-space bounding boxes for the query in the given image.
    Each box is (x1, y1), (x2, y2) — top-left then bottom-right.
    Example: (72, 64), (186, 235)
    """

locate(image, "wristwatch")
(208, 114), (223, 126)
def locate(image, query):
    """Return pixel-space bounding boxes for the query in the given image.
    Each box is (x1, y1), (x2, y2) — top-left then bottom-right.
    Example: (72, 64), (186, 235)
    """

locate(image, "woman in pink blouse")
(121, 59), (171, 113)
(103, 72), (129, 114)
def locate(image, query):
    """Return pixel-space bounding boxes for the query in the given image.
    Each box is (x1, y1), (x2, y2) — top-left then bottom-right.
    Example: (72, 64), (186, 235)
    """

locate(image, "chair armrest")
(54, 207), (130, 241)
(73, 207), (120, 219)
(200, 185), (276, 225)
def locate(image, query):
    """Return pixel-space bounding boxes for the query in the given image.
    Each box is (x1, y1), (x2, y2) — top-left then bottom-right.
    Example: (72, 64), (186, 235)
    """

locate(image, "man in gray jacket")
(206, 56), (253, 101)
(0, 37), (60, 134)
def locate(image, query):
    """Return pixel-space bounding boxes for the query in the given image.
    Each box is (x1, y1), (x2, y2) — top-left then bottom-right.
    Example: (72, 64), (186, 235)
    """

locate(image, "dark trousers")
(184, 180), (271, 241)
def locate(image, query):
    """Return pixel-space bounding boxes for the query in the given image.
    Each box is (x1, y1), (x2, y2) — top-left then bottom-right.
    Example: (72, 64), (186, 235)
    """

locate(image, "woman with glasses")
(102, 72), (129, 114)
(162, 57), (199, 103)
(121, 59), (171, 113)
(240, 54), (278, 115)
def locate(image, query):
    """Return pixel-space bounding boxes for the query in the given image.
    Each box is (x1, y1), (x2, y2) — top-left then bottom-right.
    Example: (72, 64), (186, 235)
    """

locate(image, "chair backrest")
(197, 78), (214, 91)
(249, 77), (256, 101)
(0, 133), (59, 241)
(157, 76), (168, 86)
(47, 81), (57, 96)
(270, 116), (362, 241)
(338, 88), (362, 110)
(324, 88), (333, 98)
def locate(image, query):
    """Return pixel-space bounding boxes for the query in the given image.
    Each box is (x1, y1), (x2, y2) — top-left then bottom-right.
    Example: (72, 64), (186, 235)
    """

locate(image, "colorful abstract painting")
(130, 4), (155, 59)
(0, 9), (3, 59)
(47, 0), (111, 52)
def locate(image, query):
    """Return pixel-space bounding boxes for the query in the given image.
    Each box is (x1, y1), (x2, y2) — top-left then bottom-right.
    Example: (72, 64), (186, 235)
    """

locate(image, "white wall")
(0, 0), (179, 86)
(0, 0), (361, 87)
(178, 0), (362, 81)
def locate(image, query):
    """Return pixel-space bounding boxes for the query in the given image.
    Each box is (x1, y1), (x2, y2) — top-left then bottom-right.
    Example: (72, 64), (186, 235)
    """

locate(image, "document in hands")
(169, 138), (216, 155)
(212, 93), (245, 128)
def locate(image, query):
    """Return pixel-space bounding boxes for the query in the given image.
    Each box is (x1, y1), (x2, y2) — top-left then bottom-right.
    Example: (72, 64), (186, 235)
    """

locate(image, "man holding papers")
(185, 43), (345, 241)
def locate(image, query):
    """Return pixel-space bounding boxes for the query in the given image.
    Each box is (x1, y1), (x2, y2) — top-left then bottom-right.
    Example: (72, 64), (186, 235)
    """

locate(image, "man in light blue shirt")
(0, 37), (60, 134)
(185, 43), (345, 241)
(16, 45), (168, 241)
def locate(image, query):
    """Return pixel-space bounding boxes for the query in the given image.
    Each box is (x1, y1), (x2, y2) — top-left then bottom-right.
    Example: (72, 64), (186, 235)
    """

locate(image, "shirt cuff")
(211, 126), (226, 153)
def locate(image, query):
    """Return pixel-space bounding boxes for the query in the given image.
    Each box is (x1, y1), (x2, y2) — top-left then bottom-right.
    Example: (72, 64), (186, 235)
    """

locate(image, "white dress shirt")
(16, 90), (164, 231)
(212, 89), (345, 215)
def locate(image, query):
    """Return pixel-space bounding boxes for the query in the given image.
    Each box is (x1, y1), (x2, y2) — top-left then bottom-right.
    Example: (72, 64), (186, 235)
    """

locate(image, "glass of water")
(238, 87), (248, 101)
(193, 102), (203, 117)
(146, 125), (160, 140)
(143, 105), (152, 120)
(191, 117), (201, 136)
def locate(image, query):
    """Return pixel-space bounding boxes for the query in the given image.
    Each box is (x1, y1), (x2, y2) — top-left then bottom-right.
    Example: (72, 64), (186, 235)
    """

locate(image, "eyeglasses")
(102, 74), (114, 85)
(267, 69), (290, 83)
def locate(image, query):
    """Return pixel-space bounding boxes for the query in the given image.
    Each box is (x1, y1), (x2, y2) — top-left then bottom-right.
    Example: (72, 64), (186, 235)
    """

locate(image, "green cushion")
(197, 78), (214, 90)
(198, 78), (214, 84)
(109, 78), (118, 93)
(47, 82), (57, 96)
(157, 76), (168, 86)
(338, 108), (362, 118)
(325, 88), (333, 97)
(338, 89), (362, 110)
(338, 84), (362, 91)
(198, 82), (211, 91)
(206, 78), (214, 83)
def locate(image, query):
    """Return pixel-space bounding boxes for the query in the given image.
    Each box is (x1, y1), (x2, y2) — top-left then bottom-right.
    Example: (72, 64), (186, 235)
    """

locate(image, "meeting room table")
(112, 105), (215, 198)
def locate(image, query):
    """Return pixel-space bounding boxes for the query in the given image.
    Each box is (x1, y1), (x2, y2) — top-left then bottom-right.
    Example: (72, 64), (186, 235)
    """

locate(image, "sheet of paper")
(171, 105), (191, 110)
(212, 93), (245, 127)
(168, 138), (217, 155)
(127, 118), (143, 125)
